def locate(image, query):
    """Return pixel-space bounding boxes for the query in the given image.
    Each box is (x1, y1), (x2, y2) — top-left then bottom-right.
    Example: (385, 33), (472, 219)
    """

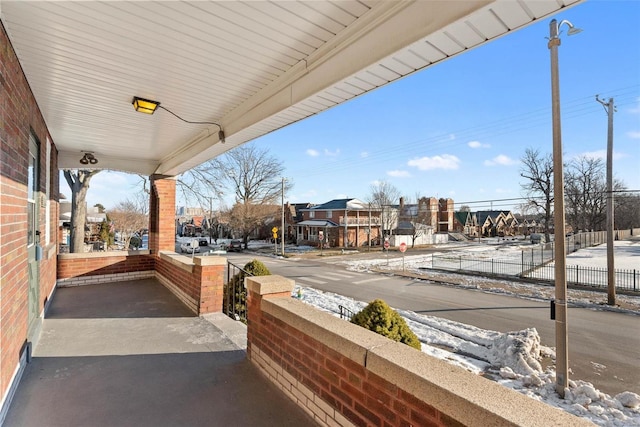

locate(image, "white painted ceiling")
(0, 0), (581, 176)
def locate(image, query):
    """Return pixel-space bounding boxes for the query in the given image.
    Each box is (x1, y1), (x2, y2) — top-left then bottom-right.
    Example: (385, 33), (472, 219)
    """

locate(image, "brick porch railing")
(245, 275), (591, 427)
(57, 250), (224, 315)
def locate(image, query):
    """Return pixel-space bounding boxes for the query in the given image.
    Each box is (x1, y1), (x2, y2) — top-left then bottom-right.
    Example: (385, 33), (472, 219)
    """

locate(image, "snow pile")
(490, 328), (544, 376)
(294, 285), (640, 426)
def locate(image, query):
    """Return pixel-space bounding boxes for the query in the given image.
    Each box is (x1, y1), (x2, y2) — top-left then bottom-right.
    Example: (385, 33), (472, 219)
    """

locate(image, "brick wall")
(246, 276), (591, 427)
(0, 20), (58, 413)
(155, 252), (225, 315)
(57, 251), (155, 287)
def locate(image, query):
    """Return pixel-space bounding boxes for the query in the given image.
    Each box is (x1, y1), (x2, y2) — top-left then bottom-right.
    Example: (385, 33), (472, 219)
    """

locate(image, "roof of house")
(306, 198), (370, 211)
(454, 211), (473, 225)
(296, 220), (339, 227)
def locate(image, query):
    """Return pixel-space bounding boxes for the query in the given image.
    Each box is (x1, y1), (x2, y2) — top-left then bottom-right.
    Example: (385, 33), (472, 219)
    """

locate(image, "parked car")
(530, 233), (546, 244)
(226, 240), (243, 252)
(198, 238), (209, 247)
(180, 241), (200, 253)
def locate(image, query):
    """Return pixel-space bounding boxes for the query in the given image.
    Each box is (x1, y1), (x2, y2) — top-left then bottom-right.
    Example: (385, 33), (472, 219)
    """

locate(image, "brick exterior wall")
(1, 20), (59, 412)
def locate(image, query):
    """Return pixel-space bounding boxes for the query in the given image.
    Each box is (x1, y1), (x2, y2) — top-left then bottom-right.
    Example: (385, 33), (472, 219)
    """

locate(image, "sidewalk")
(4, 279), (314, 427)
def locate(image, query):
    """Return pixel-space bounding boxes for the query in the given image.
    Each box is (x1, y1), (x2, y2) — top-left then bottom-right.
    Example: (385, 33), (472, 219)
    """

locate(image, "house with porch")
(1, 1), (588, 426)
(297, 198), (383, 248)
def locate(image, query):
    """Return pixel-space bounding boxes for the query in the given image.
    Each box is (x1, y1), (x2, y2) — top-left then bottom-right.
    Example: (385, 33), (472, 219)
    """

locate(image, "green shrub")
(223, 259), (271, 323)
(351, 299), (421, 350)
(243, 259), (271, 276)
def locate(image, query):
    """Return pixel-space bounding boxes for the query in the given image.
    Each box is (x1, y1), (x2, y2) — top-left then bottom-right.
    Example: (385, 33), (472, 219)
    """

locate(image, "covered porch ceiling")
(0, 0), (581, 177)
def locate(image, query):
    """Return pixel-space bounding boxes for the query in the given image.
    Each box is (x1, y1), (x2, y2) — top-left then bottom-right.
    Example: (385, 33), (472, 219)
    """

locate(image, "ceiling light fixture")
(79, 152), (98, 165)
(131, 96), (225, 143)
(132, 96), (160, 114)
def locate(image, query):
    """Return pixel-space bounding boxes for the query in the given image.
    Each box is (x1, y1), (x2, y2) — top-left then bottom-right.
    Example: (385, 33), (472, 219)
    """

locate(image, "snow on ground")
(336, 241), (640, 313)
(294, 286), (640, 426)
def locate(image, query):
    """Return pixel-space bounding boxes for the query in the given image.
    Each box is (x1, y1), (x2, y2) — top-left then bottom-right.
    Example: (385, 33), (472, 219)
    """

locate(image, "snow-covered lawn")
(295, 286), (640, 426)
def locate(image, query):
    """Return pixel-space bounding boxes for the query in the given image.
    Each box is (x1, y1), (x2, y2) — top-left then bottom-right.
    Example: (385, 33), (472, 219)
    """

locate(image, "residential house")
(453, 211), (478, 236)
(476, 211), (519, 237)
(298, 199), (382, 248)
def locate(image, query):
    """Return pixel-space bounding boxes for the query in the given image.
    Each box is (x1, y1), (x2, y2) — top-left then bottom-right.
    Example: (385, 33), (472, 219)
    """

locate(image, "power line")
(284, 85), (639, 178)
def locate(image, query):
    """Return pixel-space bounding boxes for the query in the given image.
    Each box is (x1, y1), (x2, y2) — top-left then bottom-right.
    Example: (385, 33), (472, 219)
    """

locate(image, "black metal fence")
(431, 255), (638, 292)
(338, 305), (356, 321)
(223, 261), (254, 323)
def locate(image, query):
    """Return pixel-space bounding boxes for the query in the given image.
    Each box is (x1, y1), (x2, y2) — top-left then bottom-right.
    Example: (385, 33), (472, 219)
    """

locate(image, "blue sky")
(69, 0), (639, 213)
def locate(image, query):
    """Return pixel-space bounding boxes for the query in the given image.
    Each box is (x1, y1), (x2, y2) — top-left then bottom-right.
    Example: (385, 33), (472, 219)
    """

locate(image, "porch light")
(131, 95), (225, 143)
(79, 152), (98, 165)
(132, 96), (160, 114)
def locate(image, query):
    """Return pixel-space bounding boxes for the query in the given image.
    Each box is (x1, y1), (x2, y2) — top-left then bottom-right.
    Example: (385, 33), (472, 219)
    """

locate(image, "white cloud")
(468, 140), (490, 149)
(306, 149), (320, 157)
(387, 170), (410, 178)
(484, 154), (518, 166)
(324, 148), (340, 157)
(449, 134), (456, 141)
(407, 154), (460, 171)
(360, 151), (369, 158)
(626, 131), (640, 139)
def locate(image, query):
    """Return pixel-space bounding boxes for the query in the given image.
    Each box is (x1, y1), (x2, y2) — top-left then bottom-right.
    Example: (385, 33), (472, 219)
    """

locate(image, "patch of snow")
(293, 285), (640, 426)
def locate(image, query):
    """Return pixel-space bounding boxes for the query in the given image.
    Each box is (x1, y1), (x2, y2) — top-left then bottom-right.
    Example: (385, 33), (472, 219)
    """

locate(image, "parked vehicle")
(226, 240), (243, 252)
(530, 233), (546, 244)
(180, 241), (200, 253)
(198, 238), (209, 247)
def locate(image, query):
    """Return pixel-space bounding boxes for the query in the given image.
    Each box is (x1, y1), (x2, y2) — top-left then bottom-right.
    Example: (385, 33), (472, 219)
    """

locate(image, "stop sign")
(399, 242), (407, 253)
(384, 241), (389, 249)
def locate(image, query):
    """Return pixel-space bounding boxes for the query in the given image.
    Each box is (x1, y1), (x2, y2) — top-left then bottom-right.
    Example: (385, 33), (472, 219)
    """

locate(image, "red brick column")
(149, 175), (176, 254)
(245, 276), (294, 361)
(193, 256), (226, 314)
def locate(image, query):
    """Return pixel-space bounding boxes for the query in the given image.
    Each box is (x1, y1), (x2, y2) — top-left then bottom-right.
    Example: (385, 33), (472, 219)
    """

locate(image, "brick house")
(297, 198), (383, 248)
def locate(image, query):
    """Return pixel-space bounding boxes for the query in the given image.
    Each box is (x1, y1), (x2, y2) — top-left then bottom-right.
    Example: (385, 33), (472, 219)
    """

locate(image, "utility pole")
(596, 95), (616, 306)
(548, 18), (581, 398)
(281, 177), (285, 256)
(208, 197), (213, 245)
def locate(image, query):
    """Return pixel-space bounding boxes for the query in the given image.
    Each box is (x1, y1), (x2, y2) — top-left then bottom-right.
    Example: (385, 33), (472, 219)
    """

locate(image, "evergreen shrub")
(351, 299), (421, 350)
(223, 259), (271, 323)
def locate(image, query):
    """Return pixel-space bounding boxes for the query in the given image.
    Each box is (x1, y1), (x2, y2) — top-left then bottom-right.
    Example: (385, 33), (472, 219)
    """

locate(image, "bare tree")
(614, 192), (640, 230)
(367, 181), (401, 238)
(403, 194), (433, 248)
(208, 144), (292, 246)
(108, 199), (149, 250)
(64, 169), (101, 252)
(520, 148), (553, 242)
(565, 156), (626, 232)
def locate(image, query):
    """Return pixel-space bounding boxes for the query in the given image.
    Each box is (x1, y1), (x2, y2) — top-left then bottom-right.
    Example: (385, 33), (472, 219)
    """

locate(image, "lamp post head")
(558, 19), (582, 36)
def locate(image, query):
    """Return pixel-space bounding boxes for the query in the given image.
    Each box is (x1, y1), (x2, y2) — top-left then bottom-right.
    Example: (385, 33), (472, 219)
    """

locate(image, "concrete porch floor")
(4, 279), (314, 427)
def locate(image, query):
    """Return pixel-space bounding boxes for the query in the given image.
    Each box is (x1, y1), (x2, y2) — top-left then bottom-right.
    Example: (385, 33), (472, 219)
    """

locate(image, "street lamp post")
(548, 18), (581, 398)
(281, 177), (285, 256)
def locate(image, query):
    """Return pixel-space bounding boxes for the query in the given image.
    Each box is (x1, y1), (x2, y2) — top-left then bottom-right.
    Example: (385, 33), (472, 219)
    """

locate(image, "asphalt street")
(228, 251), (639, 397)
